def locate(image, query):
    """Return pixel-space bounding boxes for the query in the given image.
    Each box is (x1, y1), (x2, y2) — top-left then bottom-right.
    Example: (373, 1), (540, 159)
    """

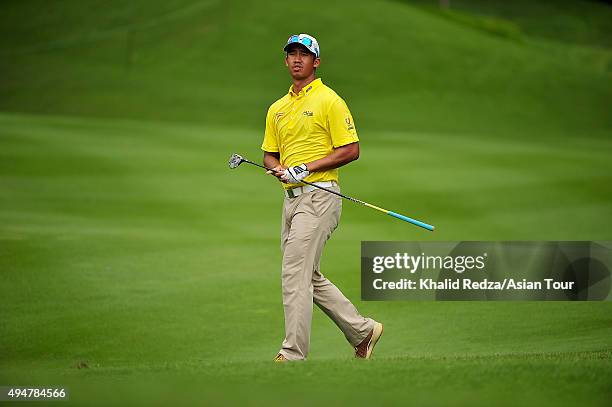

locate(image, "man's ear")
(314, 58), (321, 68)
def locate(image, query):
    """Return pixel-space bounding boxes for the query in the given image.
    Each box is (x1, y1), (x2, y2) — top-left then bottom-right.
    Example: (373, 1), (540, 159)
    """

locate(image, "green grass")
(407, 0), (612, 48)
(1, 113), (611, 405)
(6, 351), (612, 406)
(1, 0), (612, 405)
(1, 0), (611, 134)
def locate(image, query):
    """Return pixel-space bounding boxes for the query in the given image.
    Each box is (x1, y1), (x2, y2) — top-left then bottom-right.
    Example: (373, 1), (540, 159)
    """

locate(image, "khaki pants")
(278, 185), (375, 360)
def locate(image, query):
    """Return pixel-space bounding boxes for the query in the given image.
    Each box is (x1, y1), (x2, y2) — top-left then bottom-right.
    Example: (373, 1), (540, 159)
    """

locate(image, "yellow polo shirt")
(261, 78), (359, 189)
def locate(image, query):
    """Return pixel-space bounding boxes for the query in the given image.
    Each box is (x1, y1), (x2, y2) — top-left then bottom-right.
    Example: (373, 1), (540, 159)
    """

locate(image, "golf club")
(228, 153), (435, 231)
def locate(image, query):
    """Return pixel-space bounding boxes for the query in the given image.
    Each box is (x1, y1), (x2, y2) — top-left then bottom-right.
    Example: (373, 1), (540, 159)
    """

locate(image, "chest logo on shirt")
(303, 111), (314, 117)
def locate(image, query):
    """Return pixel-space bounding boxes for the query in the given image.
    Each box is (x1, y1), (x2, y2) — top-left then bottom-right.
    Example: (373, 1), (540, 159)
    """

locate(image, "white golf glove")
(282, 164), (309, 183)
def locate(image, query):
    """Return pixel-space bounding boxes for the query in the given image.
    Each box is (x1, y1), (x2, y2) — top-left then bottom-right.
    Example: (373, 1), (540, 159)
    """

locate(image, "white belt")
(285, 181), (337, 198)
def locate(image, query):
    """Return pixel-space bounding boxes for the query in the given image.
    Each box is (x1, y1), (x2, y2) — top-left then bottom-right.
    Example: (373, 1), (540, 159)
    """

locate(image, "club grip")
(387, 211), (435, 231)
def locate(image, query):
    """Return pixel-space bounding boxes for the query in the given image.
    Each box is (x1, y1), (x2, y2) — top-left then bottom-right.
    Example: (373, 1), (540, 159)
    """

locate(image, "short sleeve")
(261, 105), (279, 152)
(327, 97), (359, 148)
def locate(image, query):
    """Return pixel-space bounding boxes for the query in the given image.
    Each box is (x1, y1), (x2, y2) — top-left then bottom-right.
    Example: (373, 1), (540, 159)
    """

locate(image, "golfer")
(261, 34), (383, 362)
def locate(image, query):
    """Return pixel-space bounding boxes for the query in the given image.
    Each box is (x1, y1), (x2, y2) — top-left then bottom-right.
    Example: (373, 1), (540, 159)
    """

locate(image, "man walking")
(261, 33), (383, 362)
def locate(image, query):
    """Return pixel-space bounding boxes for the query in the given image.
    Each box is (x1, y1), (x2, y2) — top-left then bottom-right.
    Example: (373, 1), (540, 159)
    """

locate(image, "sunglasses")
(287, 35), (313, 48)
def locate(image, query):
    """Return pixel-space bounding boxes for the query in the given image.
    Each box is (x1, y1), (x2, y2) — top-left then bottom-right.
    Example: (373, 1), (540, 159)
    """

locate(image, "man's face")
(285, 44), (320, 80)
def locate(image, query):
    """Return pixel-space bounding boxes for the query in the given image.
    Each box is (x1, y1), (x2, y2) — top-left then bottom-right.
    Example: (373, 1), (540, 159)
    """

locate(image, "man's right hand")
(266, 165), (288, 183)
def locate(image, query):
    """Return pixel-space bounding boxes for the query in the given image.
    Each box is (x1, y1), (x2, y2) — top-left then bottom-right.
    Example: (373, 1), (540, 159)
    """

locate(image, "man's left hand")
(281, 164), (309, 183)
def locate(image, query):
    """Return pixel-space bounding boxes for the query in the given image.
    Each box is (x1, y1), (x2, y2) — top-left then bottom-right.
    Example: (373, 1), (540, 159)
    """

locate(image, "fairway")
(1, 0), (611, 405)
(1, 113), (611, 405)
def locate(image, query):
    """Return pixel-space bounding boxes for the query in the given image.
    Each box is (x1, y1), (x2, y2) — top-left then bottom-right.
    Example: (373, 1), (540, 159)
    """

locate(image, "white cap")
(283, 33), (320, 58)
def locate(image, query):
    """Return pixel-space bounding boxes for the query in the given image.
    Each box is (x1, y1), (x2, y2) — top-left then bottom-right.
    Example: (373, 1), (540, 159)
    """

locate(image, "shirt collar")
(288, 78), (323, 97)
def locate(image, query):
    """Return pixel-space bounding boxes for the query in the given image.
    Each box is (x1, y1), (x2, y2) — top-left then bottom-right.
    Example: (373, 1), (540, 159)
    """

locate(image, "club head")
(228, 153), (245, 169)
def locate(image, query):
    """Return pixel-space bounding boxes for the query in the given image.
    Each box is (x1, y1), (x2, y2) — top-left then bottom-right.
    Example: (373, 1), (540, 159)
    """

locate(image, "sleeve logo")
(345, 117), (354, 130)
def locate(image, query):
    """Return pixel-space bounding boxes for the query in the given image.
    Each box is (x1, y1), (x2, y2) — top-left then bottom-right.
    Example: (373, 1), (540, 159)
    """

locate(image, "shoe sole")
(365, 322), (384, 359)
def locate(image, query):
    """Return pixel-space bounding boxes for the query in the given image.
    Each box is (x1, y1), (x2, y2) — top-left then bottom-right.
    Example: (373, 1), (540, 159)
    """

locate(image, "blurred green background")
(1, 0), (611, 405)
